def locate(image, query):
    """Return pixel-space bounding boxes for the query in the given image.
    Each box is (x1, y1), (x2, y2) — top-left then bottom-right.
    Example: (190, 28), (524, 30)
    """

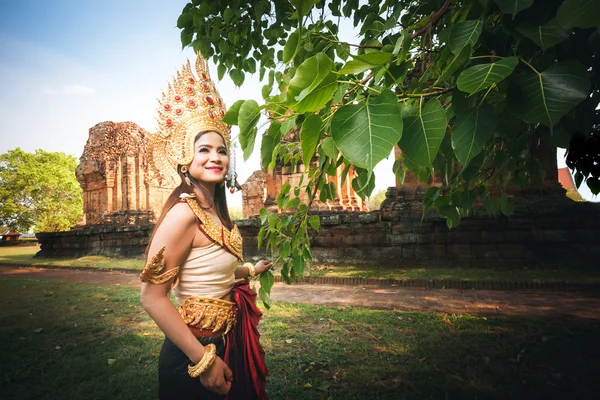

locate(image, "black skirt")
(158, 335), (227, 400)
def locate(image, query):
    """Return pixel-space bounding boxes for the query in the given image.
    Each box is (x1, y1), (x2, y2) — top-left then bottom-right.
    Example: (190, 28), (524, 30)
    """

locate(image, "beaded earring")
(225, 142), (240, 194)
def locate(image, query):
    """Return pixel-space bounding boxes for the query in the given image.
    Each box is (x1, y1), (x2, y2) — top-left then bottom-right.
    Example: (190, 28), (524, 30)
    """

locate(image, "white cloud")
(44, 84), (96, 96)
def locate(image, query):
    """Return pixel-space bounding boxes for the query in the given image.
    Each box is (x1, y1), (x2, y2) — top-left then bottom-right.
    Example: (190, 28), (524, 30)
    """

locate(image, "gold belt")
(177, 296), (238, 335)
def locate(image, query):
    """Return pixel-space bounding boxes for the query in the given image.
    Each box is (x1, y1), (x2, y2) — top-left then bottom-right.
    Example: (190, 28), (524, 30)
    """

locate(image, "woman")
(140, 54), (271, 399)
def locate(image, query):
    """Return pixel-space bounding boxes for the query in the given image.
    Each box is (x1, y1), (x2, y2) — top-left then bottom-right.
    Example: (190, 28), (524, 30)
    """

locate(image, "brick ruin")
(241, 128), (367, 218)
(36, 122), (175, 257)
(36, 121), (599, 268)
(237, 140), (600, 269)
(75, 121), (173, 225)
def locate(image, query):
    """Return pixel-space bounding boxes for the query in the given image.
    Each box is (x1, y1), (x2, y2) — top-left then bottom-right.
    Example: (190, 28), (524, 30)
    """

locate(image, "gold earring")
(180, 165), (188, 173)
(184, 173), (191, 186)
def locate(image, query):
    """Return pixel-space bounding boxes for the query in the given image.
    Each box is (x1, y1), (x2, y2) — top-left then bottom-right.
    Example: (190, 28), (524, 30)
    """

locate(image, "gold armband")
(244, 262), (257, 279)
(188, 343), (217, 378)
(139, 246), (180, 285)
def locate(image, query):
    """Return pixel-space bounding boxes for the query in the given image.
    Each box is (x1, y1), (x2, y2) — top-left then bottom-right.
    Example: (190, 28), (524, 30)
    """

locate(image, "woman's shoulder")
(162, 201), (197, 227)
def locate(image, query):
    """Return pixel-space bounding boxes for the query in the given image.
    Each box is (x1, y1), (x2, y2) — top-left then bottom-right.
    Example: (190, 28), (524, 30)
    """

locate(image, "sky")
(0, 0), (595, 206)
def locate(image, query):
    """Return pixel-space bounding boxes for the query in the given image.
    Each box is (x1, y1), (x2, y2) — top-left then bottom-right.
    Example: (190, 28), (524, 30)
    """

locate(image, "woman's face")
(187, 131), (229, 186)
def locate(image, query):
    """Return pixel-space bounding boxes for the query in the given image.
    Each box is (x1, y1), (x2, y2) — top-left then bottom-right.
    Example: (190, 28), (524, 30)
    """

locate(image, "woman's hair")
(145, 131), (233, 255)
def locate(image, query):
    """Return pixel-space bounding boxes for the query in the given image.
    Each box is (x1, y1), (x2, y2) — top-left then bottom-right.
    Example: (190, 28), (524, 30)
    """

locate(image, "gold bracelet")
(188, 344), (217, 378)
(244, 262), (257, 279)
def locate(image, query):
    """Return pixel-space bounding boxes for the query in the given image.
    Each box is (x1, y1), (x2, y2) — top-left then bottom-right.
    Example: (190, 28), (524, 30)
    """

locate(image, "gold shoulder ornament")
(181, 194), (244, 261)
(139, 246), (180, 286)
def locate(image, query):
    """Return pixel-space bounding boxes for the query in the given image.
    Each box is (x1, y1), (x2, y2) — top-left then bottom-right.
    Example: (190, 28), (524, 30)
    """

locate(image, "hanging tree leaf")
(509, 61), (590, 126)
(399, 98), (448, 168)
(493, 0), (534, 18)
(331, 89), (403, 177)
(451, 104), (497, 167)
(457, 57), (519, 94)
(517, 18), (570, 51)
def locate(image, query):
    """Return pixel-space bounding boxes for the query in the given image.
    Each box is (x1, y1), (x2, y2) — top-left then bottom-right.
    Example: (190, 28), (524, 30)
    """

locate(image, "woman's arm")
(140, 203), (232, 395)
(234, 260), (273, 279)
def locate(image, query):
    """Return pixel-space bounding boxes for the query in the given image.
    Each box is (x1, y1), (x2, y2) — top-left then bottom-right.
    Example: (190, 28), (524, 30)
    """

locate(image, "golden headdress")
(149, 53), (230, 187)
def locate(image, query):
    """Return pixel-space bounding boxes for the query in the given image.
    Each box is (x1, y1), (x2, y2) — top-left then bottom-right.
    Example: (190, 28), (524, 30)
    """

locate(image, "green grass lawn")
(2, 245), (600, 284)
(0, 245), (144, 270)
(0, 278), (598, 400)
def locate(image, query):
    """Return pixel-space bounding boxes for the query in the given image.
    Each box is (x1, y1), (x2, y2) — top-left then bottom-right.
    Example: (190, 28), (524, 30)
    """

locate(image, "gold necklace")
(180, 193), (244, 261)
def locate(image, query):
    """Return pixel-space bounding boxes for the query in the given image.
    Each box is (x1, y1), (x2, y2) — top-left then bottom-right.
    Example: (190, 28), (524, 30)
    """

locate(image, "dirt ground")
(2, 264), (599, 320)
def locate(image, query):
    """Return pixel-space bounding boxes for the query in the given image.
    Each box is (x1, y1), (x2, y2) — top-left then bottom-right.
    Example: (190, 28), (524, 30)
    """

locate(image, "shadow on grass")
(0, 278), (599, 400)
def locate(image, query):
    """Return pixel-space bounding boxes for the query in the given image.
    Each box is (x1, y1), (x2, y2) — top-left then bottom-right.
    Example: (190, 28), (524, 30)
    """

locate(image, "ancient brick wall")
(36, 225), (153, 258)
(37, 194), (600, 269)
(238, 198), (600, 269)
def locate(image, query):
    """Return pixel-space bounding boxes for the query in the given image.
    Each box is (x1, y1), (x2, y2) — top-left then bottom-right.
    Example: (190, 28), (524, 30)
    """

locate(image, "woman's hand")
(199, 356), (233, 395)
(254, 260), (273, 274)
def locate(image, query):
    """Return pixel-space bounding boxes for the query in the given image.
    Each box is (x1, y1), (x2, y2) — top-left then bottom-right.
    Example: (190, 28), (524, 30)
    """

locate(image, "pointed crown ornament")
(149, 53), (230, 187)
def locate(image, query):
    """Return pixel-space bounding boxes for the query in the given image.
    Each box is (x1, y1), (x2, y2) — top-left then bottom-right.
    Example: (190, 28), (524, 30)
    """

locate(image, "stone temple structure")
(75, 121), (172, 225)
(37, 119), (600, 269)
(37, 122), (175, 257)
(241, 127), (367, 219)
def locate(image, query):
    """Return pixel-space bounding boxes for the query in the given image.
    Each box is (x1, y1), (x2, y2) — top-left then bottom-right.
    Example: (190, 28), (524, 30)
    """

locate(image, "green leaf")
(499, 195), (516, 216)
(281, 116), (297, 135)
(230, 68), (245, 86)
(293, 256), (305, 276)
(238, 100), (260, 136)
(460, 151), (486, 181)
(483, 197), (500, 215)
(268, 213), (278, 232)
(438, 205), (460, 229)
(321, 137), (338, 159)
(261, 135), (274, 170)
(331, 89), (402, 177)
(289, 54), (333, 96)
(283, 29), (300, 63)
(399, 98), (448, 168)
(449, 20), (483, 55)
(223, 100), (244, 125)
(257, 226), (266, 249)
(557, 0), (600, 29)
(451, 104), (497, 167)
(300, 114), (322, 168)
(434, 45), (472, 86)
(339, 51), (393, 74)
(244, 58), (257, 74)
(336, 43), (350, 60)
(217, 63), (227, 81)
(493, 0), (533, 18)
(258, 287), (271, 309)
(238, 100), (260, 160)
(181, 28), (194, 49)
(259, 208), (268, 224)
(509, 61), (591, 126)
(280, 240), (291, 258)
(291, 0), (319, 18)
(259, 270), (275, 294)
(309, 215), (321, 230)
(240, 128), (257, 161)
(287, 54), (338, 113)
(176, 12), (193, 29)
(457, 57), (519, 94)
(517, 18), (570, 51)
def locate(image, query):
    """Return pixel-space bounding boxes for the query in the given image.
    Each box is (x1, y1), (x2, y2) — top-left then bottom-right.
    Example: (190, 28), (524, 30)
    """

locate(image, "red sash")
(224, 281), (269, 399)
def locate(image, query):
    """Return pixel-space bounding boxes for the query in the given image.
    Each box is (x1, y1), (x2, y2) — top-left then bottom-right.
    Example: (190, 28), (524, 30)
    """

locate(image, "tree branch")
(339, 41), (383, 49)
(411, 0), (452, 39)
(404, 87), (454, 98)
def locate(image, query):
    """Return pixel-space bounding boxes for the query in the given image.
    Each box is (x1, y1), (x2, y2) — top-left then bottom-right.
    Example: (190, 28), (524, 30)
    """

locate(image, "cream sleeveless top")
(172, 242), (238, 304)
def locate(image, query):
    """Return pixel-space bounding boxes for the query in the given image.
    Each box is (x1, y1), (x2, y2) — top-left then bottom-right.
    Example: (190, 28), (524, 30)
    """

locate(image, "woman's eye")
(219, 150), (228, 155)
(198, 147), (209, 152)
